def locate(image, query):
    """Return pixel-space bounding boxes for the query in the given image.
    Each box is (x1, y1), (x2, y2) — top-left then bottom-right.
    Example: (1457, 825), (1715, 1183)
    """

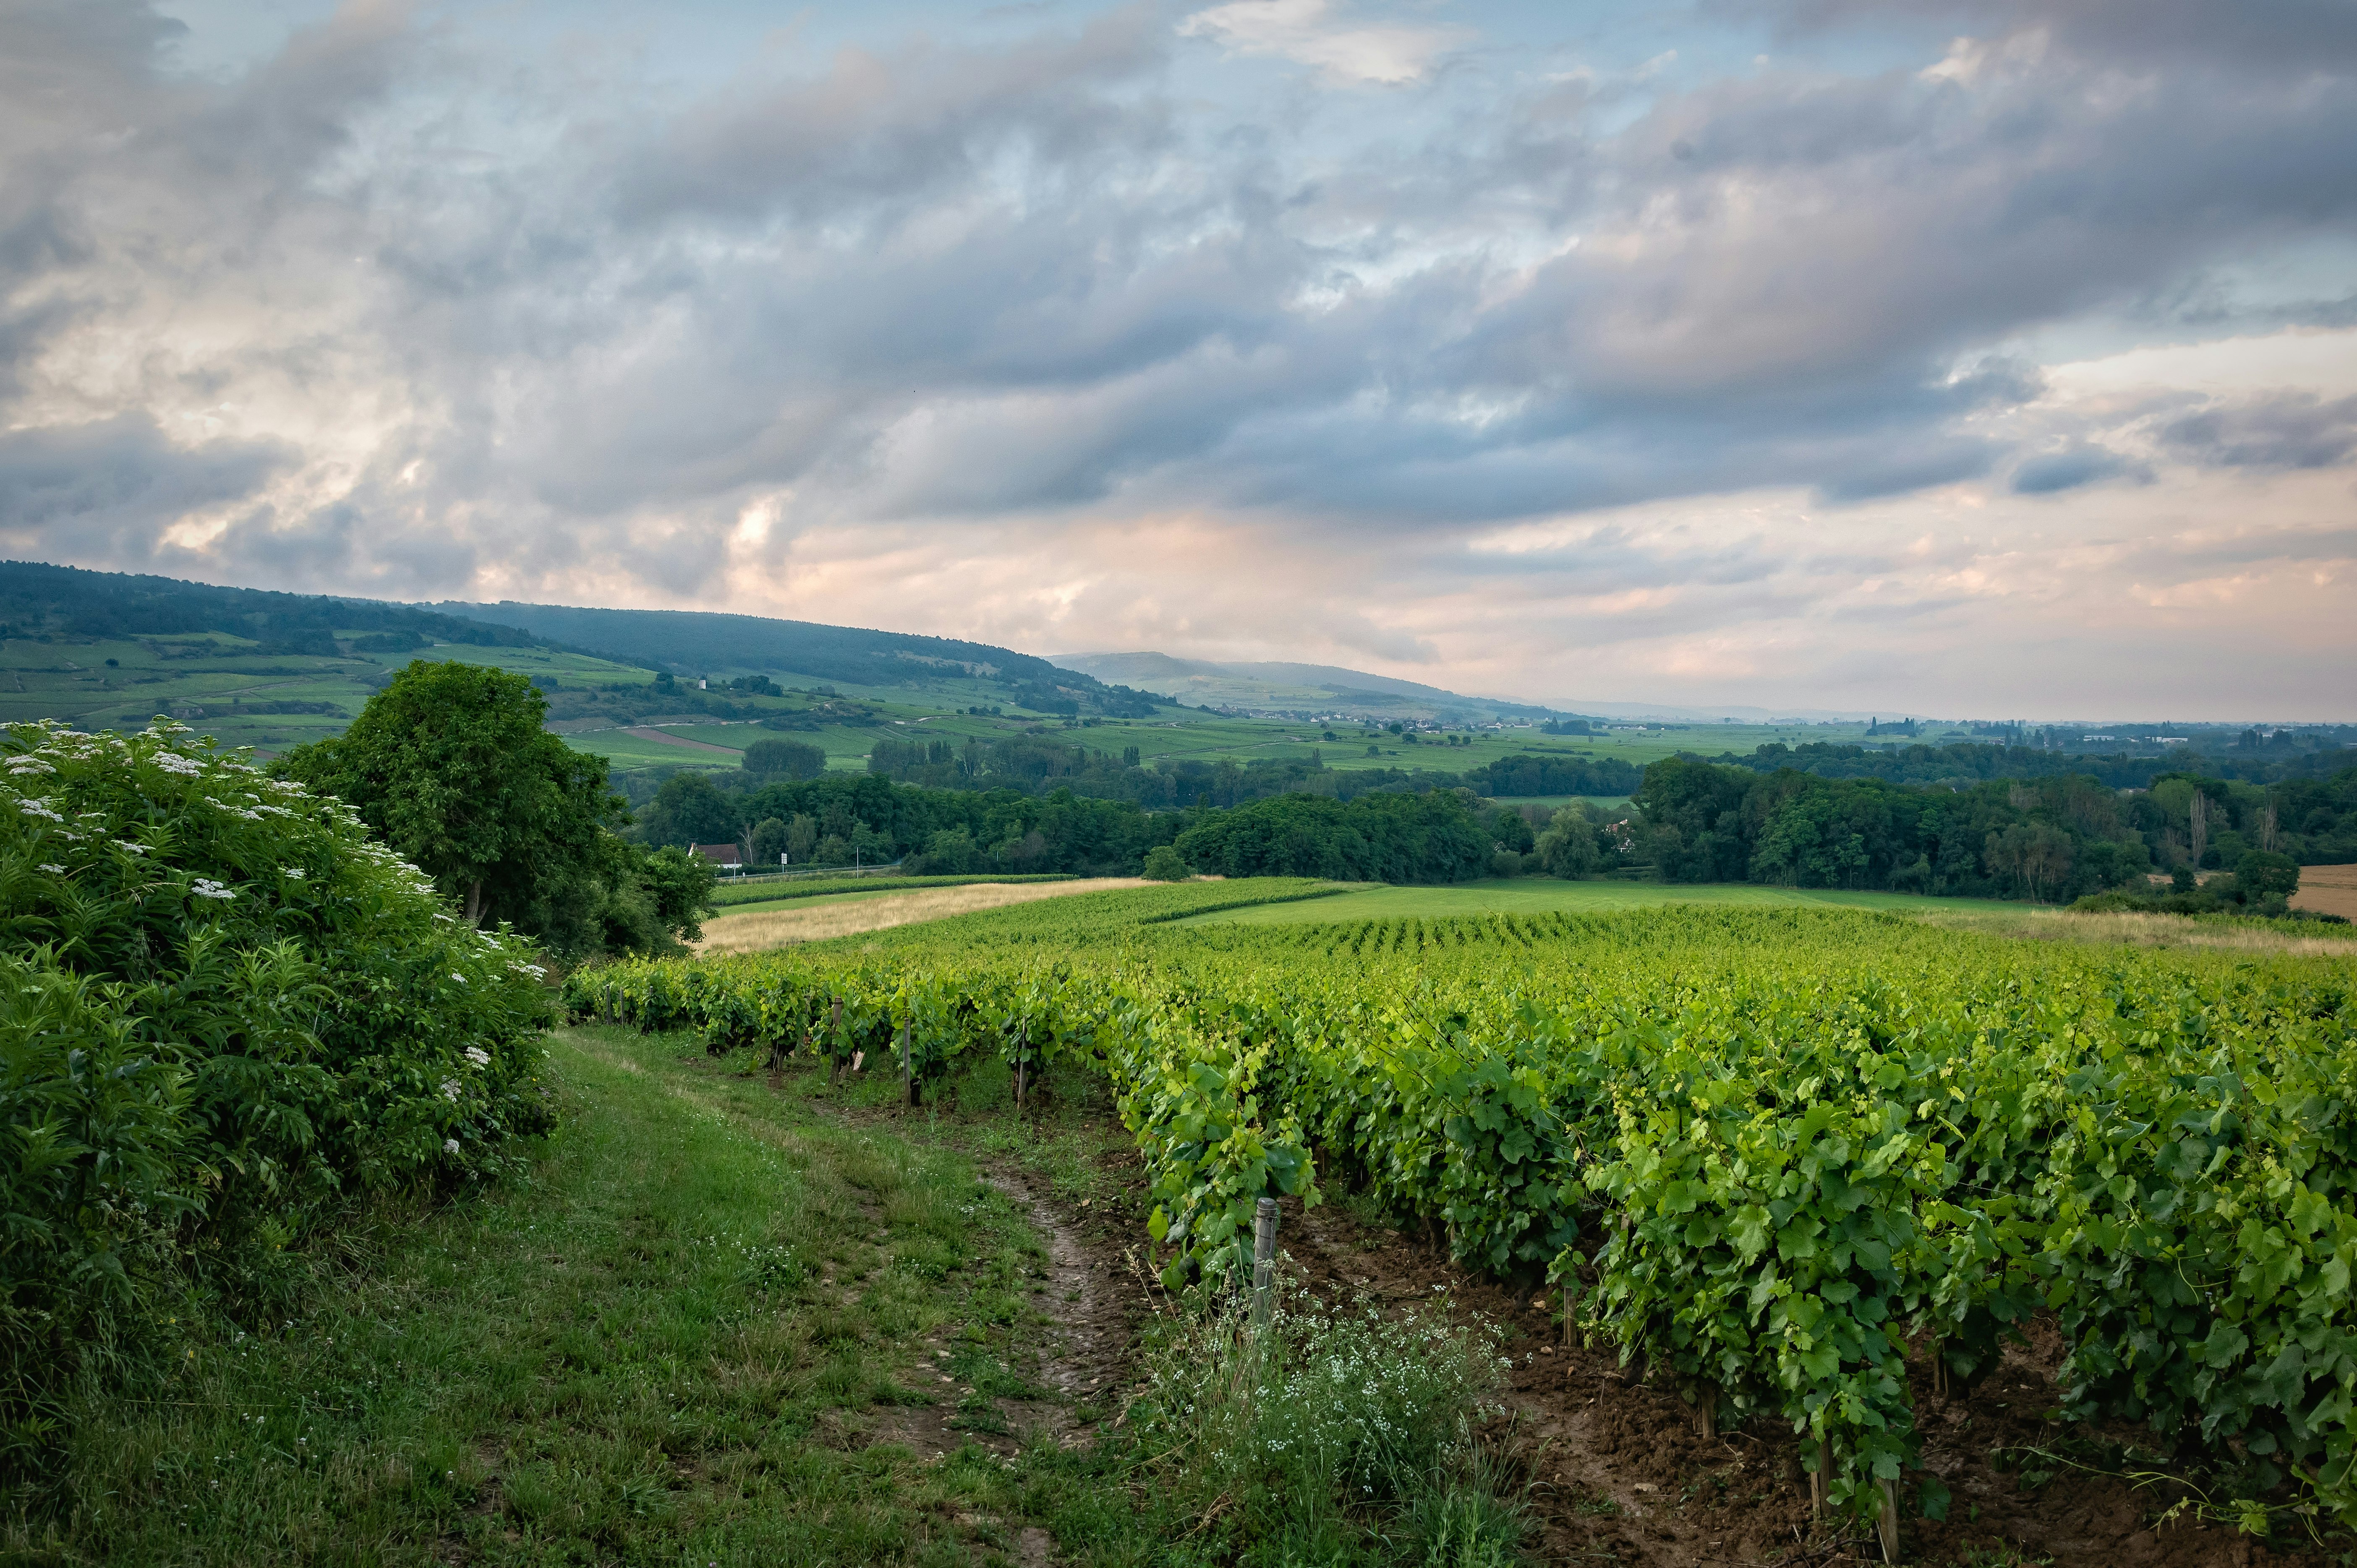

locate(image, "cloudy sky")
(3, 0), (2353, 717)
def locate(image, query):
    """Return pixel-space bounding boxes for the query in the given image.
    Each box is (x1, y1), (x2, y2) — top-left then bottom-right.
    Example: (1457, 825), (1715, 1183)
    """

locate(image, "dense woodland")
(639, 735), (2357, 902)
(1713, 736), (2357, 788)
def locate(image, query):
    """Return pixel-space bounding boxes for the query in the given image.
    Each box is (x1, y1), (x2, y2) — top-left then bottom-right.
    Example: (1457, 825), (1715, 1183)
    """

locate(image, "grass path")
(16, 1029), (1154, 1567)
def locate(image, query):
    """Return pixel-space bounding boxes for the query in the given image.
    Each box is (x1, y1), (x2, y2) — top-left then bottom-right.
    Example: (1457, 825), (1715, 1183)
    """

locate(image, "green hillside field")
(1171, 877), (2025, 925)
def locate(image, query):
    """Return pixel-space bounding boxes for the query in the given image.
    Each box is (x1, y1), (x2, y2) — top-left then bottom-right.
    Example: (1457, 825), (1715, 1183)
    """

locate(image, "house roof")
(690, 843), (742, 865)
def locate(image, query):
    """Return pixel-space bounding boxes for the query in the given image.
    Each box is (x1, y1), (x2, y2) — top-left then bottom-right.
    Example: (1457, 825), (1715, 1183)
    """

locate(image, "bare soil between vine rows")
(830, 1076), (2332, 1567)
(1280, 1195), (2329, 1568)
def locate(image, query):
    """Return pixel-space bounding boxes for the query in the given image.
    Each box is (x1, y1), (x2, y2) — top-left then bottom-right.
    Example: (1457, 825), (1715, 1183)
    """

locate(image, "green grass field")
(19, 1029), (1160, 1565)
(1176, 877), (2026, 926)
(22, 1027), (1516, 1566)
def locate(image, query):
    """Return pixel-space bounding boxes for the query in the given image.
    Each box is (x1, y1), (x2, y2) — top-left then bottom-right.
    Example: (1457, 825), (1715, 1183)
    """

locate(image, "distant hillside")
(0, 560), (544, 658)
(1049, 650), (1580, 723)
(438, 601), (1165, 718)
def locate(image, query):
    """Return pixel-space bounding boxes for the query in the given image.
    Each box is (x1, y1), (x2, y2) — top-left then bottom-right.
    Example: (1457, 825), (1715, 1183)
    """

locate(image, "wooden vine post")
(1876, 1476), (1900, 1563)
(901, 1017), (916, 1106)
(1014, 1021), (1028, 1113)
(827, 995), (844, 1085)
(1809, 1437), (1830, 1514)
(1252, 1197), (1279, 1330)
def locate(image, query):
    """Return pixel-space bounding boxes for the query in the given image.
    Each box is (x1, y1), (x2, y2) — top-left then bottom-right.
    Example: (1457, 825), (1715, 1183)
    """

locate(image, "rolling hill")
(1048, 650), (1585, 724)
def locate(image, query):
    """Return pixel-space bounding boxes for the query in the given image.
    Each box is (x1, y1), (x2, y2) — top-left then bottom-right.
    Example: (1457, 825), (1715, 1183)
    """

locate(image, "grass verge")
(707, 873), (1079, 909)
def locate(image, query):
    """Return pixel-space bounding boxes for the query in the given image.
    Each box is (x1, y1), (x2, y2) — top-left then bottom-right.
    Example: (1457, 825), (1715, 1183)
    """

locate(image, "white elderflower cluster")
(444, 1138), (462, 1155)
(39, 863), (64, 874)
(149, 752), (203, 776)
(284, 867), (306, 880)
(17, 799), (65, 822)
(6, 759), (55, 776)
(439, 1079), (462, 1102)
(191, 879), (236, 901)
(464, 1046), (492, 1069)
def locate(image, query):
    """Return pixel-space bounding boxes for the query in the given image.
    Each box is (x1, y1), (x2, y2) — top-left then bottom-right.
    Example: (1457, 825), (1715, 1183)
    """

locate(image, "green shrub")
(1142, 844), (1190, 882)
(0, 720), (553, 1472)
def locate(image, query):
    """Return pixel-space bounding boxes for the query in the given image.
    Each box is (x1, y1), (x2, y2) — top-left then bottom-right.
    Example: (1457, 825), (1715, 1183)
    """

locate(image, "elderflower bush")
(0, 720), (552, 1458)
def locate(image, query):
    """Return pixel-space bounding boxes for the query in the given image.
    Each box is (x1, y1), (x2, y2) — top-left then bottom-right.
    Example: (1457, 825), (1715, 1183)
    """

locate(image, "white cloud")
(1177, 0), (1462, 85)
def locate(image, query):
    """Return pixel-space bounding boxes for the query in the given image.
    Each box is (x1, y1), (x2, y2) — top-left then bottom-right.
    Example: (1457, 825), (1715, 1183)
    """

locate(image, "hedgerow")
(0, 720), (552, 1474)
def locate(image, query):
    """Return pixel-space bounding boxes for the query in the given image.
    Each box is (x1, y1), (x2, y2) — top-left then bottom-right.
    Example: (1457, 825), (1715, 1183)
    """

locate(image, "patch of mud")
(1278, 1198), (2327, 1568)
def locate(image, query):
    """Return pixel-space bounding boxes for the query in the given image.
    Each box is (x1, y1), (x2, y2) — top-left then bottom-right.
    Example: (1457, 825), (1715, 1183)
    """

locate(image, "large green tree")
(279, 661), (711, 953)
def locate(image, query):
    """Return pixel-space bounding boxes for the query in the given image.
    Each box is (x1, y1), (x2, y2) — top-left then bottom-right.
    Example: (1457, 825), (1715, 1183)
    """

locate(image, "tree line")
(867, 732), (1643, 804)
(1711, 737), (2357, 791)
(1629, 757), (2356, 902)
(264, 663), (2356, 973)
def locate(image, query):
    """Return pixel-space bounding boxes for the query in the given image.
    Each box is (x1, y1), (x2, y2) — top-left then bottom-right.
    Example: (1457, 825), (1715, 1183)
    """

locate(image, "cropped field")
(2294, 863), (2357, 921)
(1175, 876), (2020, 925)
(694, 877), (1153, 952)
(573, 882), (2357, 1558)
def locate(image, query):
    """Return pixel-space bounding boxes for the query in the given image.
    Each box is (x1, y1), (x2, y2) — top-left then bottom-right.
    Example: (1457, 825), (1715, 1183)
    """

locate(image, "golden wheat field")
(692, 878), (1150, 953)
(2293, 864), (2357, 923)
(1924, 902), (2357, 956)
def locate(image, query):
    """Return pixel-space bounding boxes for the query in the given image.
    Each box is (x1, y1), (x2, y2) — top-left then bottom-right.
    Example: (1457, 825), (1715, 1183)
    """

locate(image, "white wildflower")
(38, 864), (64, 874)
(452, 971), (467, 984)
(18, 799), (64, 822)
(6, 760), (54, 775)
(464, 1046), (491, 1069)
(151, 753), (202, 776)
(439, 1079), (461, 1102)
(191, 879), (236, 901)
(284, 867), (306, 880)
(444, 1138), (461, 1155)
(114, 840), (149, 856)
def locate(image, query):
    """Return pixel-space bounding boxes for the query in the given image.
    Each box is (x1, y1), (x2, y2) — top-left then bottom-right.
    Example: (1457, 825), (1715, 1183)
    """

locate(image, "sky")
(2, 0), (2354, 720)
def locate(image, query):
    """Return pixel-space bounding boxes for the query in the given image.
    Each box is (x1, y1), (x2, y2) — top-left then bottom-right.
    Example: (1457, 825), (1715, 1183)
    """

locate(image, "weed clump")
(1131, 1278), (1526, 1565)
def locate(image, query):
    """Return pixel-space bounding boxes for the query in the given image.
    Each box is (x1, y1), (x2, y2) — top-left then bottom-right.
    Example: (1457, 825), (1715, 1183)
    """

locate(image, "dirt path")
(982, 1166), (1142, 1446)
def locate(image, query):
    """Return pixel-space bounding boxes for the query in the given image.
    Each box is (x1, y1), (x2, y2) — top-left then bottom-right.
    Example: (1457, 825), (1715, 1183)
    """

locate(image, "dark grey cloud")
(2010, 443), (2146, 494)
(619, 6), (1171, 227)
(0, 0), (2353, 628)
(0, 414), (291, 556)
(2159, 393), (2357, 471)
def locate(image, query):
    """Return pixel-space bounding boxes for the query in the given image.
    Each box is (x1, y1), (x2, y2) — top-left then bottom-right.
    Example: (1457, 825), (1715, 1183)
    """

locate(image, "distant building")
(691, 843), (742, 871)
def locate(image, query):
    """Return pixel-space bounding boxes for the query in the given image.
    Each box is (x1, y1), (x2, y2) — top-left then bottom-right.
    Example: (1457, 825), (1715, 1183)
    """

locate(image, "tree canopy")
(278, 660), (711, 954)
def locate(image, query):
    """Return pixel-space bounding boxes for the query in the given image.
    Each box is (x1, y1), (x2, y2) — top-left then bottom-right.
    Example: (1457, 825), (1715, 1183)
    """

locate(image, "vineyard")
(567, 880), (2357, 1547)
